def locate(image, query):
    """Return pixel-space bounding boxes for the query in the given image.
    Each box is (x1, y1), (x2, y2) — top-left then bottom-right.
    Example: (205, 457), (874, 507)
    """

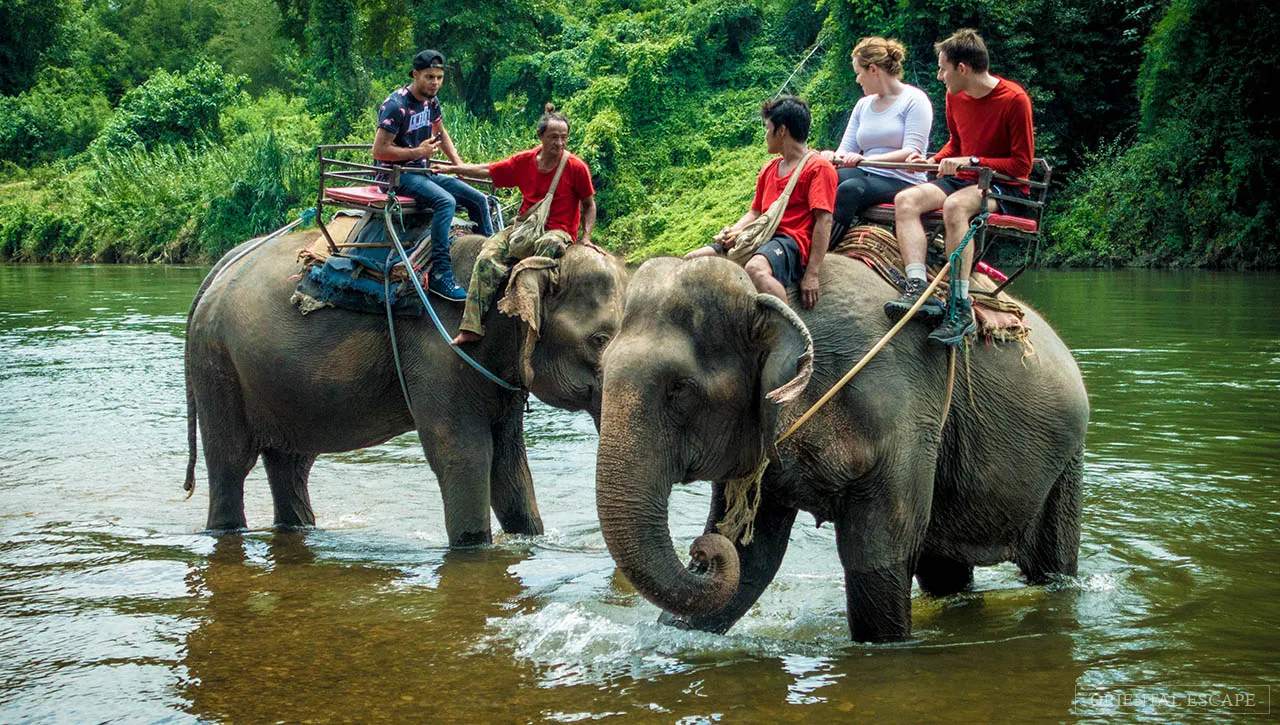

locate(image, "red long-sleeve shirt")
(933, 77), (1034, 192)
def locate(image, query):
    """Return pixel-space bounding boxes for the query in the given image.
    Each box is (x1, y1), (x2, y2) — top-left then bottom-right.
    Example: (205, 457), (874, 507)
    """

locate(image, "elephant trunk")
(596, 391), (739, 617)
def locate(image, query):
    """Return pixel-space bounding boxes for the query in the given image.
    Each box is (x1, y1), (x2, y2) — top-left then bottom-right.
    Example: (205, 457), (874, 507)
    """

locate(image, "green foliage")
(1049, 0), (1280, 268)
(410, 0), (562, 117)
(0, 195), (85, 261)
(91, 61), (245, 153)
(1, 0), (1277, 268)
(0, 68), (111, 165)
(0, 0), (67, 95)
(306, 0), (371, 141)
(208, 0), (296, 93)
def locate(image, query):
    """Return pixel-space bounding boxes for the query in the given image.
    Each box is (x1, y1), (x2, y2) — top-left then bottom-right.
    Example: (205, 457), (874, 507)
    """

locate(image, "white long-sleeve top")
(836, 84), (933, 184)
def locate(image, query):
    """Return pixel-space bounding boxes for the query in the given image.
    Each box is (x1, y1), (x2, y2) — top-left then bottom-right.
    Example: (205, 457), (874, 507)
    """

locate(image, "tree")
(0, 0), (67, 95)
(411, 0), (560, 117)
(305, 0), (370, 141)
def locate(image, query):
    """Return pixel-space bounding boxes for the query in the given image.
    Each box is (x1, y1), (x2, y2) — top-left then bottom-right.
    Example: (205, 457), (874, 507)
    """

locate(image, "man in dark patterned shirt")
(371, 50), (494, 301)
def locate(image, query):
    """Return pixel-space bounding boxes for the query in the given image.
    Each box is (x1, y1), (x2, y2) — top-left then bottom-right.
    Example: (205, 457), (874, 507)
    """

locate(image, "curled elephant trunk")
(596, 404), (740, 617)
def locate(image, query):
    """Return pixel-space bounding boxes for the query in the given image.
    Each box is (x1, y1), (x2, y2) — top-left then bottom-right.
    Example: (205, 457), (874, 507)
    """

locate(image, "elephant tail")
(184, 372), (198, 499)
(182, 262), (221, 500)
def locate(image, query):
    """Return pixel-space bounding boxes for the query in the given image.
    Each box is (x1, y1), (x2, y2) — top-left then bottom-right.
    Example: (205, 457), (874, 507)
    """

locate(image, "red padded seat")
(866, 204), (1038, 233)
(324, 185), (415, 208)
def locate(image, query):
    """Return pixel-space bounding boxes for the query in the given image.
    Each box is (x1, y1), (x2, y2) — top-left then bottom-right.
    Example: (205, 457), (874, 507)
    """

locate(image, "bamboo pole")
(776, 263), (951, 444)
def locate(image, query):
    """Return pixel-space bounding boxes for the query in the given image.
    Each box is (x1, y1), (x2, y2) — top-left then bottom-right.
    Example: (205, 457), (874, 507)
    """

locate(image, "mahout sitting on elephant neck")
(595, 253), (1088, 642)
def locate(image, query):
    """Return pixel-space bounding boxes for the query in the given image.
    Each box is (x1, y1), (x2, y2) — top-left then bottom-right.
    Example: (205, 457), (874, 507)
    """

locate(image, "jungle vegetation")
(0, 0), (1276, 267)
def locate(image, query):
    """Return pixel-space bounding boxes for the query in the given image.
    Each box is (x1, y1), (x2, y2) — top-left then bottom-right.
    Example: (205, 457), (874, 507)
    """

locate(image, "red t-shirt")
(750, 154), (838, 265)
(932, 77), (1034, 192)
(488, 149), (595, 240)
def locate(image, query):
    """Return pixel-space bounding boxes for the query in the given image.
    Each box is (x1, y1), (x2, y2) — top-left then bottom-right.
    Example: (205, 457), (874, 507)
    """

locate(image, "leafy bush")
(0, 68), (111, 166)
(1048, 0), (1280, 268)
(91, 61), (245, 153)
(0, 196), (84, 261)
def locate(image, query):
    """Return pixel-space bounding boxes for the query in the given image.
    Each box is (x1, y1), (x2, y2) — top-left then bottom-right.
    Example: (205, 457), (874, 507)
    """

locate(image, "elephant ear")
(752, 294), (813, 453)
(497, 256), (560, 386)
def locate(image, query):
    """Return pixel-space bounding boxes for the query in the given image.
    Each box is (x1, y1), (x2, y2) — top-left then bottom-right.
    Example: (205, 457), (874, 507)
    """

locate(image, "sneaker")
(428, 271), (467, 302)
(928, 297), (977, 346)
(883, 277), (945, 322)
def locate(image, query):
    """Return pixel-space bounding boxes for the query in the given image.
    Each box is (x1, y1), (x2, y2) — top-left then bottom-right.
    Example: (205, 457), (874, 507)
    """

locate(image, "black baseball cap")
(411, 50), (446, 74)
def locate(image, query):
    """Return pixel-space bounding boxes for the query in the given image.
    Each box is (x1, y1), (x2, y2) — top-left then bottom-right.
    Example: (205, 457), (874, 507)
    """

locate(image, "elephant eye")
(591, 332), (612, 350)
(666, 377), (699, 412)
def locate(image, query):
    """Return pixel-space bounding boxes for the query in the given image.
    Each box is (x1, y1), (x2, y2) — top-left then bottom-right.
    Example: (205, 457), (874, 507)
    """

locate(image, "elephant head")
(496, 243), (627, 424)
(595, 257), (812, 616)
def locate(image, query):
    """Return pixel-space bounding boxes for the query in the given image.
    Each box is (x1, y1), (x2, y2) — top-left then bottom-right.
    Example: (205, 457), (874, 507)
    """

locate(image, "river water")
(0, 265), (1276, 723)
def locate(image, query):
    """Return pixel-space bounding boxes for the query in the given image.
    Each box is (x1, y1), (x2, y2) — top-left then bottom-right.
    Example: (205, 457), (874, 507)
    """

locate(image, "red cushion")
(866, 204), (1037, 233)
(324, 185), (414, 207)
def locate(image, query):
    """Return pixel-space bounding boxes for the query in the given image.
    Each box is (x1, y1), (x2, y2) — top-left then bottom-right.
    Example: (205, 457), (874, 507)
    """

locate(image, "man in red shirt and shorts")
(687, 96), (838, 309)
(884, 28), (1035, 344)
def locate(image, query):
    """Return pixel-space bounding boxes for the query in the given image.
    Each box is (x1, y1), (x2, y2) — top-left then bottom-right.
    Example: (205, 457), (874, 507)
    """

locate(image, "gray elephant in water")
(185, 221), (626, 545)
(595, 254), (1088, 641)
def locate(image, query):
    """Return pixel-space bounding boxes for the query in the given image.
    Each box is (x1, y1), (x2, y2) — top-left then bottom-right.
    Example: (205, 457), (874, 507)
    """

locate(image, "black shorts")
(930, 175), (1031, 217)
(753, 234), (804, 286)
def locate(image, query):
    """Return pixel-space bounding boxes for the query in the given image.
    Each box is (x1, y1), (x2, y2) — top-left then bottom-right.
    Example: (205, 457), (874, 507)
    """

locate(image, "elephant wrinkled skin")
(185, 226), (626, 545)
(595, 254), (1088, 641)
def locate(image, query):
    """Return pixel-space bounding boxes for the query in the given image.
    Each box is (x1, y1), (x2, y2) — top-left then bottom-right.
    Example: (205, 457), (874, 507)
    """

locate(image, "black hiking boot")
(884, 277), (945, 322)
(928, 297), (977, 346)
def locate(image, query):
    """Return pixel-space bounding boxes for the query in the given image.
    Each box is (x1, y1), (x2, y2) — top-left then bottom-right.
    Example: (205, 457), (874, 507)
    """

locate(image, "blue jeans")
(396, 172), (494, 276)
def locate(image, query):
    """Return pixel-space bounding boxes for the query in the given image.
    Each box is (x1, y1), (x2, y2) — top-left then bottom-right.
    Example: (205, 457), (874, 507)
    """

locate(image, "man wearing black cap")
(372, 49), (494, 301)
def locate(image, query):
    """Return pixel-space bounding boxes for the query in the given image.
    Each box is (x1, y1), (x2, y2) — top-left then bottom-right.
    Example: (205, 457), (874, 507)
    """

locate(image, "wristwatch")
(969, 155), (980, 166)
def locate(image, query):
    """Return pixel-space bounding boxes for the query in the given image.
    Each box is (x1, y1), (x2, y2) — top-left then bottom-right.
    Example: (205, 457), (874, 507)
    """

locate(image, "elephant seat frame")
(313, 144), (506, 257)
(854, 158), (1053, 294)
(310, 144), (522, 394)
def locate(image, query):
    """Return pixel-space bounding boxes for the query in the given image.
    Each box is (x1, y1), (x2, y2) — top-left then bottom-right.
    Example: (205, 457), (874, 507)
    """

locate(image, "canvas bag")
(726, 150), (816, 265)
(503, 151), (572, 249)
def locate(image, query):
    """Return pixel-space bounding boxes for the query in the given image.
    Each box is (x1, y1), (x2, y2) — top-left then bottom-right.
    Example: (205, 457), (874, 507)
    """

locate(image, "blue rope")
(384, 266), (417, 413)
(946, 210), (989, 314)
(380, 208), (523, 392)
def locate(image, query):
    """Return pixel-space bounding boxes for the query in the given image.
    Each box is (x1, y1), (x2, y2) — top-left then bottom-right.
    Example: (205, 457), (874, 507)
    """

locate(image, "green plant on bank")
(91, 60), (246, 154)
(1043, 0), (1279, 268)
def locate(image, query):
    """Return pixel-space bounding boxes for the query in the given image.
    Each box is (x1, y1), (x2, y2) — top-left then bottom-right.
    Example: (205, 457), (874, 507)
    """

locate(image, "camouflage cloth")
(460, 227), (572, 335)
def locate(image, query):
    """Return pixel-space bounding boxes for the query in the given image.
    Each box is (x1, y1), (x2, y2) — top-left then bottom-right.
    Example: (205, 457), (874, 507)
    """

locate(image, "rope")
(939, 347), (956, 432)
(384, 266), (416, 414)
(716, 457), (769, 545)
(777, 212), (989, 444)
(775, 40), (825, 98)
(208, 210), (312, 287)
(381, 207), (523, 392)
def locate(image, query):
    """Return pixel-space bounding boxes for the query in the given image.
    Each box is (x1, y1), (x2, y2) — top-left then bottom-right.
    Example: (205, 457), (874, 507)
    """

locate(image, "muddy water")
(0, 265), (1276, 723)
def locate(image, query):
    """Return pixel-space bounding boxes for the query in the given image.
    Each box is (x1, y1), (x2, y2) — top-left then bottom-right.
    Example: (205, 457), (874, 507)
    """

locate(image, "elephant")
(595, 254), (1088, 641)
(184, 220), (627, 546)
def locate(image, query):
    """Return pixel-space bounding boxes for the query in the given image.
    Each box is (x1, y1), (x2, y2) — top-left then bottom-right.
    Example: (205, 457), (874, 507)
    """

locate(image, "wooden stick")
(776, 263), (951, 444)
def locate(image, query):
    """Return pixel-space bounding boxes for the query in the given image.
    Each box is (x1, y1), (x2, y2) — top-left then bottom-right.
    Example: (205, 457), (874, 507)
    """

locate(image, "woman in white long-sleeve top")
(822, 36), (934, 244)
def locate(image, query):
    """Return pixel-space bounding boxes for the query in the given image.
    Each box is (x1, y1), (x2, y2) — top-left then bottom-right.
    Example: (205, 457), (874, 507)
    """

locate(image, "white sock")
(905, 263), (927, 281)
(957, 279), (970, 298)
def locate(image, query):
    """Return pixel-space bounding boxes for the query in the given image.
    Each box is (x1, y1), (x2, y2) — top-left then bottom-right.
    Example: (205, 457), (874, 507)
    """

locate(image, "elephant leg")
(418, 418), (495, 547)
(1017, 450), (1083, 583)
(197, 381), (258, 531)
(835, 480), (931, 642)
(487, 408), (543, 536)
(262, 448), (317, 528)
(659, 482), (798, 634)
(915, 552), (974, 596)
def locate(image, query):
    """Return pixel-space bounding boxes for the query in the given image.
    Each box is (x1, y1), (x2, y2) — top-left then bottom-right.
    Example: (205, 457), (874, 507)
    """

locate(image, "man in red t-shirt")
(884, 28), (1035, 345)
(439, 105), (599, 344)
(687, 96), (838, 308)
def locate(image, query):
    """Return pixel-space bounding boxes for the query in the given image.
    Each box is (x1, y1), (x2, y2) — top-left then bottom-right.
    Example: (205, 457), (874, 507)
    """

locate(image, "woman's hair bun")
(544, 102), (557, 114)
